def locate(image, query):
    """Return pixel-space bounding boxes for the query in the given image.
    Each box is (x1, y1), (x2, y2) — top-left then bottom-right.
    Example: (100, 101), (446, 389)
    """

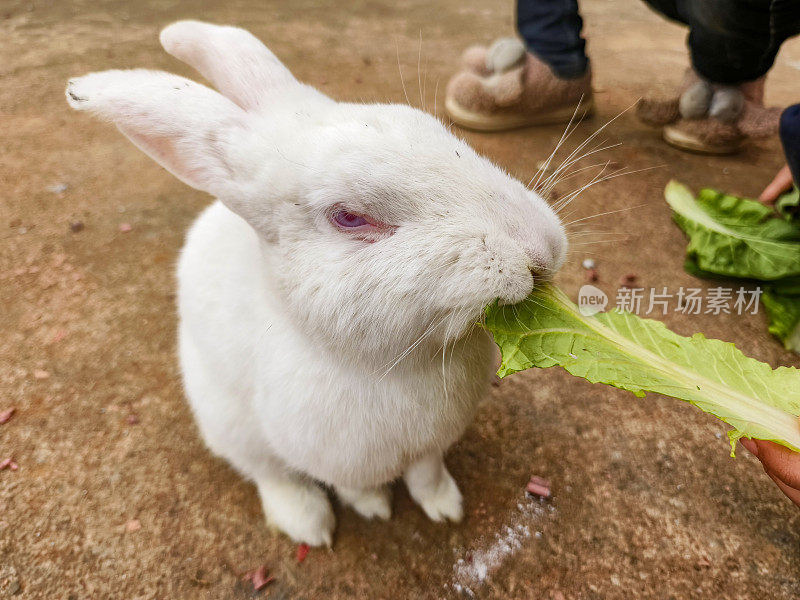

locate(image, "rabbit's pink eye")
(328, 205), (395, 242)
(333, 210), (369, 228)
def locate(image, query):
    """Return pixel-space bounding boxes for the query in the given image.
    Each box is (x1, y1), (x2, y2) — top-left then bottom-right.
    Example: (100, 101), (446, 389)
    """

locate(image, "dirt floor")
(2, 0), (800, 598)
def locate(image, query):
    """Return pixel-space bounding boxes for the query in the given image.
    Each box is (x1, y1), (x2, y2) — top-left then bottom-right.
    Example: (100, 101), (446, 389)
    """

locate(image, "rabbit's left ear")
(159, 20), (306, 112)
(66, 69), (254, 202)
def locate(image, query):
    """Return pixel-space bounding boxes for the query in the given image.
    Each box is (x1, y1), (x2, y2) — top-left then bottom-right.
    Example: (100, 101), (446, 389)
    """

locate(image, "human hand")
(759, 164), (793, 204)
(741, 438), (800, 507)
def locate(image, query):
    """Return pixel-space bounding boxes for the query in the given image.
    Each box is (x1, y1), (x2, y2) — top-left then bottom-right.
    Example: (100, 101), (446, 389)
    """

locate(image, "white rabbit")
(66, 21), (567, 546)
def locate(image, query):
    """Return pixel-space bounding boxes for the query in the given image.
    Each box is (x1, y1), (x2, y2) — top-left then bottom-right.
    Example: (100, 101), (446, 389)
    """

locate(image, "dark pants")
(518, 0), (800, 84)
(781, 105), (800, 186)
(517, 0), (587, 79)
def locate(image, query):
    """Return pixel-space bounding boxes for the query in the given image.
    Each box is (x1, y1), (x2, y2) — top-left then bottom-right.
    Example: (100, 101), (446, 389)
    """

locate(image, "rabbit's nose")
(521, 226), (567, 278)
(528, 263), (549, 279)
(521, 243), (554, 278)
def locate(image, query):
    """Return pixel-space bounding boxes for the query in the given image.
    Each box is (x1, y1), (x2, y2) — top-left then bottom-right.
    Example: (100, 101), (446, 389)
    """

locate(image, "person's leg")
(516, 0), (588, 79)
(684, 0), (799, 85)
(643, 0), (800, 85)
(638, 0), (797, 153)
(639, 0), (685, 26)
(780, 105), (800, 186)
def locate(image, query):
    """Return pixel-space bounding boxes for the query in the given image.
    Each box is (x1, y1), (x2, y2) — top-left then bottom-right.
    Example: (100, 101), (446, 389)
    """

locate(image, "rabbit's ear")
(159, 20), (298, 112)
(66, 69), (251, 199)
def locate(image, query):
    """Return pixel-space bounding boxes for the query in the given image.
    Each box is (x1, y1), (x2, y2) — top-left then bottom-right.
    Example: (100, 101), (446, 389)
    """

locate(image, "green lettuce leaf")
(771, 278), (800, 296)
(484, 283), (800, 453)
(665, 180), (800, 281)
(666, 181), (800, 354)
(776, 186), (800, 224)
(763, 289), (800, 353)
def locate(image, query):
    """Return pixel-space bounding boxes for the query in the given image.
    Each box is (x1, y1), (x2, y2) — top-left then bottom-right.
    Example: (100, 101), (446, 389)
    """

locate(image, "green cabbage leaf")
(763, 290), (800, 354)
(776, 186), (800, 224)
(664, 181), (800, 281)
(484, 283), (800, 453)
(665, 181), (800, 354)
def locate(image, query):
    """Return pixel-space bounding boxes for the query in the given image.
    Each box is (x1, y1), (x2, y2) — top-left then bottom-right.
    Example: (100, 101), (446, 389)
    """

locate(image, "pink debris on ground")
(244, 565), (274, 592)
(526, 476), (552, 499)
(33, 369), (50, 380)
(126, 414), (140, 425)
(119, 223), (133, 232)
(0, 458), (18, 471)
(0, 408), (15, 425)
(296, 543), (310, 563)
(125, 519), (141, 532)
(696, 556), (711, 569)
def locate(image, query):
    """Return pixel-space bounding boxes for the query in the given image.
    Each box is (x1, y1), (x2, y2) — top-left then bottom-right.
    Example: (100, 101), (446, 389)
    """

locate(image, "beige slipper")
(662, 123), (742, 155)
(637, 71), (780, 155)
(445, 95), (593, 131)
(445, 39), (593, 132)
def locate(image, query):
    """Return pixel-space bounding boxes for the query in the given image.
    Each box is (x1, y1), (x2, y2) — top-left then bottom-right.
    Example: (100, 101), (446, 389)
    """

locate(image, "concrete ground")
(2, 0), (800, 598)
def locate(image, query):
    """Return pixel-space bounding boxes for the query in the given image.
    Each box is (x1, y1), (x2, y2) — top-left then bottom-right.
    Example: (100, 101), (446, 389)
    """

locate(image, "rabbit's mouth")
(435, 304), (491, 347)
(495, 267), (555, 306)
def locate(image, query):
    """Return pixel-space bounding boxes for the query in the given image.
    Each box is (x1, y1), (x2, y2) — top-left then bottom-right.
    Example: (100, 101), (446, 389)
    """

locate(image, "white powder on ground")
(449, 499), (556, 596)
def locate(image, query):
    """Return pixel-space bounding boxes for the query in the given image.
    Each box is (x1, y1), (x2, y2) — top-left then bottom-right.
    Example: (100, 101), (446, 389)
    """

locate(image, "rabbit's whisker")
(552, 166), (615, 216)
(528, 95), (587, 190)
(545, 145), (622, 204)
(417, 30), (424, 111)
(395, 40), (411, 107)
(374, 311), (456, 402)
(562, 204), (646, 228)
(440, 313), (454, 403)
(540, 140), (618, 199)
(375, 312), (445, 380)
(568, 240), (629, 246)
(567, 230), (629, 238)
(545, 100), (637, 188)
(548, 149), (623, 211)
(241, 322), (273, 373)
(540, 160), (610, 199)
(433, 77), (441, 119)
(555, 164), (663, 215)
(553, 163), (632, 214)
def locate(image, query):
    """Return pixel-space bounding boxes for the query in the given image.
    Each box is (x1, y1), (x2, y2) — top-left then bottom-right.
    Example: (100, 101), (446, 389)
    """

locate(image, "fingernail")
(740, 438), (759, 457)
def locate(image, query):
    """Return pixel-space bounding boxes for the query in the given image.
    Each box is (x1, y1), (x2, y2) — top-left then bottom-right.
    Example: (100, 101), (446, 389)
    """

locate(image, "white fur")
(66, 21), (567, 546)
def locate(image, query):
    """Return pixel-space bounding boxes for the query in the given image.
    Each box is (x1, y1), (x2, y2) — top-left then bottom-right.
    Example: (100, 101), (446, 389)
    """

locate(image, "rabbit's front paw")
(415, 470), (464, 523)
(336, 484), (392, 520)
(257, 478), (336, 547)
(404, 454), (464, 523)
